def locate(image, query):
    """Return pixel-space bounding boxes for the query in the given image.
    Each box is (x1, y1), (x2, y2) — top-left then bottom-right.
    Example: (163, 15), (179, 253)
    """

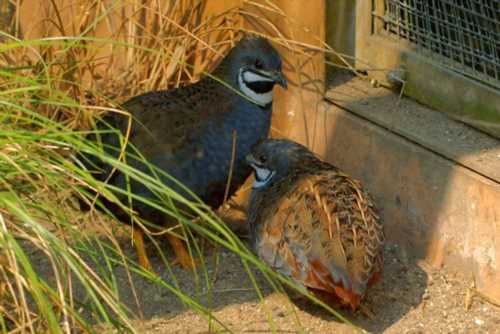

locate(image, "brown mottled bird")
(80, 37), (286, 271)
(246, 139), (384, 310)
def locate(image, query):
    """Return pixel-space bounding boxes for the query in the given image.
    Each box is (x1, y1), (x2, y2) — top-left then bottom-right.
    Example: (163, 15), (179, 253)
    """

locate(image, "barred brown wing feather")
(255, 171), (383, 310)
(313, 172), (383, 294)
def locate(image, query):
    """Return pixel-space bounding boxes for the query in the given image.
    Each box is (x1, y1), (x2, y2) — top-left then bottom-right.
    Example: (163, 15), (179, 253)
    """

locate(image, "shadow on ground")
(25, 213), (426, 333)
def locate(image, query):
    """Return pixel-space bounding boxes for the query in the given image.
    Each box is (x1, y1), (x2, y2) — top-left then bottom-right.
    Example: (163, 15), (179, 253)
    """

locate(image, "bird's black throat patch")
(244, 80), (275, 94)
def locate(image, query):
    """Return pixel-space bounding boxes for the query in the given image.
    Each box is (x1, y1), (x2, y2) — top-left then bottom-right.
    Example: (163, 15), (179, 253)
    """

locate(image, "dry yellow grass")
(1, 1), (248, 130)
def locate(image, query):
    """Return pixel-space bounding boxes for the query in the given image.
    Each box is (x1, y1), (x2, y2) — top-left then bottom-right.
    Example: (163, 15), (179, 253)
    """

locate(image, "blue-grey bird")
(246, 139), (384, 310)
(82, 36), (287, 270)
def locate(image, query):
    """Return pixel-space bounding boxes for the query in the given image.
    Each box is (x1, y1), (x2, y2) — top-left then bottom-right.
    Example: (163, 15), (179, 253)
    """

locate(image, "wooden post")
(243, 0), (326, 146)
(326, 0), (356, 67)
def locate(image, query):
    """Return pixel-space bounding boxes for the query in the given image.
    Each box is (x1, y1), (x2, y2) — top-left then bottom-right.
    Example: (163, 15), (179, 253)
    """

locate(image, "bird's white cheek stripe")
(252, 167), (275, 189)
(243, 70), (274, 83)
(238, 70), (274, 106)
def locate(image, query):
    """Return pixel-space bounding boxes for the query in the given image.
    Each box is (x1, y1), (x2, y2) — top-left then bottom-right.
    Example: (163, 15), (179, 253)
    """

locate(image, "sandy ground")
(23, 226), (500, 334)
(27, 199), (492, 334)
(82, 231), (499, 334)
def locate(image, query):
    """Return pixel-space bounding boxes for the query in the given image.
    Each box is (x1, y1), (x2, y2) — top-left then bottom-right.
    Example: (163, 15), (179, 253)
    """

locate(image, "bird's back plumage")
(247, 139), (384, 310)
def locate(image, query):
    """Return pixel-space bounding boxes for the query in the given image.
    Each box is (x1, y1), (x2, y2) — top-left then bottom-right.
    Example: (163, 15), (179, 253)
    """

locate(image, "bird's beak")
(273, 71), (288, 89)
(246, 153), (255, 165)
(245, 154), (258, 168)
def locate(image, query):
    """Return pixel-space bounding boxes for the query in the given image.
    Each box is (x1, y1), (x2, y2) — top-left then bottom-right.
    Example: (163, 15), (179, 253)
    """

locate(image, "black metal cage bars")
(375, 0), (500, 89)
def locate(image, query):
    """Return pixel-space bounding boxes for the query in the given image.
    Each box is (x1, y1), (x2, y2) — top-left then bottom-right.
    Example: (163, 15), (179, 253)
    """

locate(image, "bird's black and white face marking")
(230, 37), (287, 107)
(246, 139), (314, 189)
(238, 68), (280, 106)
(249, 162), (276, 189)
(246, 149), (278, 189)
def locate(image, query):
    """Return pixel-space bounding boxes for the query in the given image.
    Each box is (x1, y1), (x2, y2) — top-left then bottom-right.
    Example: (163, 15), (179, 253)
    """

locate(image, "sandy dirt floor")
(29, 202), (494, 334)
(88, 234), (499, 334)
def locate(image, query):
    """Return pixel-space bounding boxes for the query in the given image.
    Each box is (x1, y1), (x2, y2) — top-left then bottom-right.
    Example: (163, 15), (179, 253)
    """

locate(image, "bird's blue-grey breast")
(85, 36), (287, 217)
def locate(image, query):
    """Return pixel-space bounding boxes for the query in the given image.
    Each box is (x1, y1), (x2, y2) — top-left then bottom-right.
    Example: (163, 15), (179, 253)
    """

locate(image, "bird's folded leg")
(132, 226), (154, 273)
(165, 233), (195, 270)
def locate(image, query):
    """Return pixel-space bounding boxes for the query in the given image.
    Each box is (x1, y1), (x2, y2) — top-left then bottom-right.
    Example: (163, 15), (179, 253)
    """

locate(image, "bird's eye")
(254, 59), (264, 70)
(258, 155), (267, 163)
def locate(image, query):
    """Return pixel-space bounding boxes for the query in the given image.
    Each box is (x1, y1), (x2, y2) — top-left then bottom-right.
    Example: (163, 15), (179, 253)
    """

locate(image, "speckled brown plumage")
(246, 139), (384, 310)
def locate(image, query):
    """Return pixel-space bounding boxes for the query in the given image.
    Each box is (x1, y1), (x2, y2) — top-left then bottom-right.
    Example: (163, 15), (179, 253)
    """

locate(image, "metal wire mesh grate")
(376, 0), (500, 89)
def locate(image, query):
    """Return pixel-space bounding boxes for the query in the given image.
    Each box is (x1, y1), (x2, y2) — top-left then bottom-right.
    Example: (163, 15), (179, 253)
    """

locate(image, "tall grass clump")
(0, 1), (356, 333)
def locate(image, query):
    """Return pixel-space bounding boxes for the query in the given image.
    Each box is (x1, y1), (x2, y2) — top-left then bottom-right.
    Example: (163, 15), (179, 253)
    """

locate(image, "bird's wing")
(116, 79), (234, 158)
(256, 171), (383, 309)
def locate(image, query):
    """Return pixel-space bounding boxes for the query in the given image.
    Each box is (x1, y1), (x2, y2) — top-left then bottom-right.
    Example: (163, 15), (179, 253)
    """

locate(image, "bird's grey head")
(246, 139), (315, 189)
(220, 36), (287, 107)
